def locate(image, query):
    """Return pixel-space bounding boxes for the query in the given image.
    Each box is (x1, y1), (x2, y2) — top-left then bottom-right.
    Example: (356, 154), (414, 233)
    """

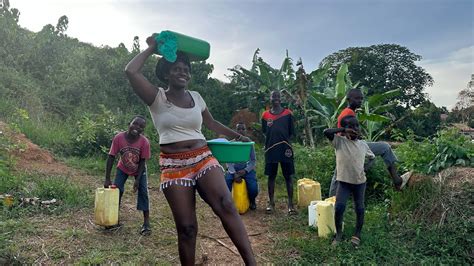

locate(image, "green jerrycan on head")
(154, 30), (210, 62)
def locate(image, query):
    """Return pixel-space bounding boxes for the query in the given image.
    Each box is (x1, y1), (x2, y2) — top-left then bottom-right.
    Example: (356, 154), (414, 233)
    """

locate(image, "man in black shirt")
(261, 90), (296, 215)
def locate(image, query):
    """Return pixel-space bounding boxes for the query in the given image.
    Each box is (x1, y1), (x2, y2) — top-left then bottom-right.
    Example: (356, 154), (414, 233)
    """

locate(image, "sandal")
(288, 208), (297, 216)
(331, 234), (342, 246)
(399, 171), (412, 190)
(104, 222), (122, 231)
(265, 202), (275, 214)
(351, 236), (361, 247)
(140, 224), (151, 236)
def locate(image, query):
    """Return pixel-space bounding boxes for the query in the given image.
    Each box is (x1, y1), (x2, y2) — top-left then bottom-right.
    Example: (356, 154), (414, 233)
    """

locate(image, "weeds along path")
(1, 122), (277, 264)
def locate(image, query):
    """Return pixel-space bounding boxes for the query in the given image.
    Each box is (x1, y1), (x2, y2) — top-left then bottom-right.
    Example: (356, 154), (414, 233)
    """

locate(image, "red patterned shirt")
(109, 132), (151, 176)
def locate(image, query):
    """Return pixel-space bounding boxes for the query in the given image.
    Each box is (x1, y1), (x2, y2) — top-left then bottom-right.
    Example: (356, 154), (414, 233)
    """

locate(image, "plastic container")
(297, 178), (322, 207)
(154, 30), (210, 62)
(325, 196), (336, 204)
(232, 179), (249, 214)
(3, 194), (14, 207)
(308, 200), (324, 227)
(94, 187), (120, 226)
(317, 201), (336, 238)
(207, 141), (254, 163)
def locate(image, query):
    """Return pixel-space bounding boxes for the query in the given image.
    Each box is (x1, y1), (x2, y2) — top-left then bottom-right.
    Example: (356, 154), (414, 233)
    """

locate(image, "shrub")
(293, 143), (335, 197)
(428, 128), (474, 173)
(74, 105), (120, 156)
(395, 132), (437, 174)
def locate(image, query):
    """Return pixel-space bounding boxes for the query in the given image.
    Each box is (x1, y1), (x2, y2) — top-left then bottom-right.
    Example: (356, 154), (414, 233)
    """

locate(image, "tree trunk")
(304, 115), (315, 148)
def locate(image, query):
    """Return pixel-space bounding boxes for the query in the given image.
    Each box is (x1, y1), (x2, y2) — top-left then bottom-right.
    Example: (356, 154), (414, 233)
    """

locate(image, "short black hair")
(155, 52), (192, 84)
(347, 88), (363, 98)
(340, 115), (357, 128)
(130, 115), (146, 124)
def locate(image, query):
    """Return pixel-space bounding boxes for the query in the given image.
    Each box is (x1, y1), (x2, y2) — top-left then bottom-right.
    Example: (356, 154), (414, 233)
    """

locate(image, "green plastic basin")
(207, 141), (254, 163)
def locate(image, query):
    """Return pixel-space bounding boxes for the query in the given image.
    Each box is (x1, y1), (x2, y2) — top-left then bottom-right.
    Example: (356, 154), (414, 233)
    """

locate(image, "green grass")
(14, 117), (75, 156)
(63, 156), (106, 175)
(269, 177), (473, 264)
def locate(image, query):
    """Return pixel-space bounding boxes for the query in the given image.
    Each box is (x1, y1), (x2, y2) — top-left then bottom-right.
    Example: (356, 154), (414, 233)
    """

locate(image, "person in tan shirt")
(324, 115), (375, 247)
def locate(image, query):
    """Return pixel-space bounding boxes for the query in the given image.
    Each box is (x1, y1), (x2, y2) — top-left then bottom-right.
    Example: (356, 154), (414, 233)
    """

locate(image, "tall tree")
(55, 15), (68, 36)
(452, 74), (474, 125)
(132, 36), (140, 53)
(320, 44), (433, 109)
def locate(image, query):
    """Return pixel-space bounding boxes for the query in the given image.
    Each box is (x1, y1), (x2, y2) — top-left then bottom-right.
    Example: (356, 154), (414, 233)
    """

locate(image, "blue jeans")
(329, 141), (398, 197)
(114, 168), (149, 211)
(225, 170), (259, 203)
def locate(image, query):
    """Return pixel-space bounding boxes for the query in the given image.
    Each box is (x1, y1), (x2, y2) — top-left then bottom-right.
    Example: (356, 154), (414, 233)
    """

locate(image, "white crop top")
(148, 87), (207, 144)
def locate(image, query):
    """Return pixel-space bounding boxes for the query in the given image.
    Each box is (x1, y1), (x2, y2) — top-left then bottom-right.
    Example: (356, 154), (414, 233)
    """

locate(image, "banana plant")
(281, 59), (316, 147)
(306, 64), (352, 129)
(307, 64), (400, 141)
(358, 88), (400, 141)
(228, 49), (296, 111)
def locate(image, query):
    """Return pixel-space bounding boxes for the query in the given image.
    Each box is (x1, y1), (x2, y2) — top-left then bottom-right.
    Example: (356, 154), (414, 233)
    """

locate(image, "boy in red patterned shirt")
(104, 115), (151, 235)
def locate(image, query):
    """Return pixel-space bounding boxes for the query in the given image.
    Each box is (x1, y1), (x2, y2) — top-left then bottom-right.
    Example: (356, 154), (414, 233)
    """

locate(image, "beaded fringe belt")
(159, 146), (223, 190)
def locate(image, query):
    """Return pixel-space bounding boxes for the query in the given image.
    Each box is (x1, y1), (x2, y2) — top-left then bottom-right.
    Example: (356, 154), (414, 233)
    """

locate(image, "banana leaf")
(359, 113), (391, 123)
(368, 88), (400, 106)
(335, 64), (348, 99)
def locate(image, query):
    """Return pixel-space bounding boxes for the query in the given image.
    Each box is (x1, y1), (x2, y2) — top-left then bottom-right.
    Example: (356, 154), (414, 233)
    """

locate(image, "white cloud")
(420, 45), (474, 110)
(13, 0), (137, 47)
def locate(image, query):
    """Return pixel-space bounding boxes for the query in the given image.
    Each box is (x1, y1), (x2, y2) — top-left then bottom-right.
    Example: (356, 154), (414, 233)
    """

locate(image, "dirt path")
(1, 122), (278, 264)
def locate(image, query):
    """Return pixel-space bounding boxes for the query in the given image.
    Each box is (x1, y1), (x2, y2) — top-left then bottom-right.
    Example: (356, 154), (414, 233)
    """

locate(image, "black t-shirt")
(261, 108), (295, 163)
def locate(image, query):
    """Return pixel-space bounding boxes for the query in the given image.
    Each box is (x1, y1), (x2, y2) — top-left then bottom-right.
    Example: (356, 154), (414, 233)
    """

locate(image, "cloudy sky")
(11, 0), (474, 109)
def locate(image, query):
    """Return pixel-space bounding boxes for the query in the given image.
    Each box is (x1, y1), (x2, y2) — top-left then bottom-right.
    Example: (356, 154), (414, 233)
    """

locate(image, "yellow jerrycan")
(94, 186), (120, 226)
(232, 179), (250, 214)
(297, 178), (322, 208)
(325, 196), (336, 204)
(317, 201), (336, 238)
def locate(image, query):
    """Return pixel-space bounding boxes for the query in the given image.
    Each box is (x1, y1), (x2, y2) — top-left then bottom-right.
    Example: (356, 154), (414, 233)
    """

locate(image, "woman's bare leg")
(196, 167), (256, 265)
(163, 185), (198, 266)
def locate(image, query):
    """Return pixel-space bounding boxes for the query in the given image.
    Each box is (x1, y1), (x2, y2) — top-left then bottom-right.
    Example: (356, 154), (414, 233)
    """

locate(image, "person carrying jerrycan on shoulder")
(324, 115), (375, 247)
(225, 122), (259, 210)
(104, 115), (151, 235)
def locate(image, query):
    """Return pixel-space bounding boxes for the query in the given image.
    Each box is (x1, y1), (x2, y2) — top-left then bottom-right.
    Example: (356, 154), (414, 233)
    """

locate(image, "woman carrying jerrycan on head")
(124, 32), (256, 265)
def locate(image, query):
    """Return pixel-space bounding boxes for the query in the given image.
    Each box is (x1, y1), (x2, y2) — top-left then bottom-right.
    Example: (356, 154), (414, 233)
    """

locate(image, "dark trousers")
(334, 181), (366, 237)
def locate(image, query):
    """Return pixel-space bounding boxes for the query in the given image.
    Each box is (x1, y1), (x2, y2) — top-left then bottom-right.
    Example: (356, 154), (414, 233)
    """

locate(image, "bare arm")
(202, 108), (249, 141)
(124, 35), (158, 106)
(133, 158), (146, 192)
(323, 128), (345, 141)
(289, 113), (295, 139)
(104, 155), (115, 187)
(324, 128), (358, 141)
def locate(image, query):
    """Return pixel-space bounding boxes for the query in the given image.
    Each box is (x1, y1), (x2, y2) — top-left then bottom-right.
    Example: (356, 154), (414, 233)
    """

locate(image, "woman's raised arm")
(125, 35), (158, 106)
